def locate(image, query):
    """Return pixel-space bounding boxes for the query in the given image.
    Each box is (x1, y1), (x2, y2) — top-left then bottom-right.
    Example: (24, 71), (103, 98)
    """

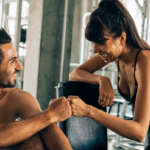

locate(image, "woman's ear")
(120, 32), (127, 46)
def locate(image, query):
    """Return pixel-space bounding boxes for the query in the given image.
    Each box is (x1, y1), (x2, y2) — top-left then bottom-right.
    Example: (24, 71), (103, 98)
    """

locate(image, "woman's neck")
(118, 45), (138, 67)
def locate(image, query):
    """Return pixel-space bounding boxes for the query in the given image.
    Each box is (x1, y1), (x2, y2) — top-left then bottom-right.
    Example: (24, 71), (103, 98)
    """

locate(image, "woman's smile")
(99, 53), (109, 61)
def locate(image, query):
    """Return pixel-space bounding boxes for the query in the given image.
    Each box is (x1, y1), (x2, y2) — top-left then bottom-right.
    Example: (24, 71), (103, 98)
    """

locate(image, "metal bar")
(4, 16), (28, 34)
(14, 0), (22, 89)
(14, 0), (22, 53)
(141, 0), (147, 39)
(135, 0), (143, 12)
(146, 0), (150, 41)
(80, 12), (91, 65)
(54, 85), (60, 127)
(1, 0), (4, 27)
(54, 86), (59, 99)
(92, 0), (97, 10)
(114, 100), (128, 147)
(59, 0), (68, 82)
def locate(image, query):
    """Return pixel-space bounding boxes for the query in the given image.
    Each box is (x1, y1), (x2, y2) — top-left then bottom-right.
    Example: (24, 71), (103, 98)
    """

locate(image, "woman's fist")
(68, 96), (89, 117)
(98, 76), (114, 107)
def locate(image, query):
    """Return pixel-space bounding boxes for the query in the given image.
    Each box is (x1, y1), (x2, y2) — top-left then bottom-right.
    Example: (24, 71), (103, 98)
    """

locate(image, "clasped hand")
(48, 77), (115, 122)
(49, 83), (114, 122)
(48, 96), (89, 123)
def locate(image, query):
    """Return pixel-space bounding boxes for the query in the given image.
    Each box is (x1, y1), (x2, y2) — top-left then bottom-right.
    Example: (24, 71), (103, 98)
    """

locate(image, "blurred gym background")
(0, 0), (150, 149)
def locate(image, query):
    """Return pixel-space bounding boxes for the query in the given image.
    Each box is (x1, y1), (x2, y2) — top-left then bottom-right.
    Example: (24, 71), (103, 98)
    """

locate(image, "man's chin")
(3, 80), (16, 88)
(10, 80), (17, 87)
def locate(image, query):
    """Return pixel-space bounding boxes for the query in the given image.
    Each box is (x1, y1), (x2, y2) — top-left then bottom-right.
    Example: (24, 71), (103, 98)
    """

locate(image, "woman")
(69, 0), (150, 149)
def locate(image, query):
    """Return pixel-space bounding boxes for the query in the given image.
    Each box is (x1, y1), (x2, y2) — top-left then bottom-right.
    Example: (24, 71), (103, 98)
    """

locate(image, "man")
(0, 28), (72, 150)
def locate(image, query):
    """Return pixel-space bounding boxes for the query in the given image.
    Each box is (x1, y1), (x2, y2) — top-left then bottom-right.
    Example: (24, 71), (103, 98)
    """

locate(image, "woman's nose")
(93, 47), (99, 54)
(92, 43), (98, 54)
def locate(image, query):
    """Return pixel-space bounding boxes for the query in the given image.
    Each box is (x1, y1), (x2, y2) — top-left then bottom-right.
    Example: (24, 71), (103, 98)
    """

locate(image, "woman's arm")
(69, 55), (150, 142)
(87, 106), (146, 142)
(69, 54), (115, 106)
(69, 54), (108, 84)
(69, 96), (145, 142)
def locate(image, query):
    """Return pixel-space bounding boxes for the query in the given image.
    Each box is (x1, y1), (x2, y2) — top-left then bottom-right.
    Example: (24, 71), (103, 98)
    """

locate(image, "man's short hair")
(0, 28), (12, 64)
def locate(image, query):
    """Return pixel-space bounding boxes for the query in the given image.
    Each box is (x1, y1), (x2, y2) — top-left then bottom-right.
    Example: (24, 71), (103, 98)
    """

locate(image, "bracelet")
(85, 104), (90, 116)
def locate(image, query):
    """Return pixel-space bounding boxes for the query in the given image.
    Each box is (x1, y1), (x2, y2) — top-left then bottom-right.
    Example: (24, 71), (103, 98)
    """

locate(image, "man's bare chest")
(0, 96), (17, 124)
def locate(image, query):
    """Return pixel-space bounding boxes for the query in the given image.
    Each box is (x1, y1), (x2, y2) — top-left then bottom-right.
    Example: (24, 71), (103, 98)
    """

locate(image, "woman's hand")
(68, 96), (89, 117)
(98, 76), (114, 107)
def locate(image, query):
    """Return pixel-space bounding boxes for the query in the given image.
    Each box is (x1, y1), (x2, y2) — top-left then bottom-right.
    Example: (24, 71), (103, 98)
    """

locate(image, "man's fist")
(48, 97), (72, 123)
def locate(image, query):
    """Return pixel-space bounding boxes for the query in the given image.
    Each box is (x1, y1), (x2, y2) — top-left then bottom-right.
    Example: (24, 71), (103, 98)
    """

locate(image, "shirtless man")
(0, 28), (72, 150)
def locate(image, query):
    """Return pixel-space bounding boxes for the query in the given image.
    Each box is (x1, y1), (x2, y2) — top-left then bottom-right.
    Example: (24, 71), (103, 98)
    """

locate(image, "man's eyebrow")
(9, 56), (18, 61)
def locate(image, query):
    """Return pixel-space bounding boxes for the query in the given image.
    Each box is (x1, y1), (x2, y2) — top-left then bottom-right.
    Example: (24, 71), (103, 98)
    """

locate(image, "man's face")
(0, 43), (23, 88)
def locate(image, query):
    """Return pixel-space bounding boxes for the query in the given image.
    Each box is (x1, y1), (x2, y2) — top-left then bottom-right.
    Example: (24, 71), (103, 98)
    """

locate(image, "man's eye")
(11, 60), (15, 63)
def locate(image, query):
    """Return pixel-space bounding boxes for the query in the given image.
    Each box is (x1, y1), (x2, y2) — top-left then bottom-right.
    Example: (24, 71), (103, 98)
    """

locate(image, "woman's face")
(92, 35), (123, 63)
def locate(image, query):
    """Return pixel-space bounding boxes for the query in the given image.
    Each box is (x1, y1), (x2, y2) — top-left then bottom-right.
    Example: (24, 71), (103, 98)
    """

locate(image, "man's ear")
(120, 32), (127, 46)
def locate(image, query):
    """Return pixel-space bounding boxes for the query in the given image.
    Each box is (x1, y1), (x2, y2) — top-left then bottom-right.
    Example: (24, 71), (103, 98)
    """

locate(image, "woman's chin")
(104, 60), (108, 63)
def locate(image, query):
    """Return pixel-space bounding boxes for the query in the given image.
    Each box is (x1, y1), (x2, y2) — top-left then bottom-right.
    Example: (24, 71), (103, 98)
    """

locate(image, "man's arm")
(40, 124), (73, 150)
(0, 89), (71, 149)
(0, 108), (51, 148)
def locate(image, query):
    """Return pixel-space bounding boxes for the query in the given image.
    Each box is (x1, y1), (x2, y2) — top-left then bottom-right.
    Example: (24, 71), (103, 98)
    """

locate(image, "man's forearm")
(0, 110), (53, 149)
(40, 124), (73, 150)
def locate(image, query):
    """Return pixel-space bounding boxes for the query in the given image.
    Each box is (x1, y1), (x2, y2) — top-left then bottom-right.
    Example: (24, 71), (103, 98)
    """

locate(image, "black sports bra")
(117, 49), (143, 104)
(117, 49), (150, 146)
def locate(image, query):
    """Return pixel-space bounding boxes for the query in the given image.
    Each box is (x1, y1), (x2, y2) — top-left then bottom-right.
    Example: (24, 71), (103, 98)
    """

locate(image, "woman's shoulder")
(137, 49), (150, 62)
(136, 49), (150, 69)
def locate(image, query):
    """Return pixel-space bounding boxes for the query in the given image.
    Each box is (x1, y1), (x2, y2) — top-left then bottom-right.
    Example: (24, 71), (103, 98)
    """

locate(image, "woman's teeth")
(101, 53), (108, 59)
(103, 54), (108, 57)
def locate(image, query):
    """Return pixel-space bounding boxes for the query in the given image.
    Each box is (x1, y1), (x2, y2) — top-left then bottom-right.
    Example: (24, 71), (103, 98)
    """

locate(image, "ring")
(101, 99), (105, 102)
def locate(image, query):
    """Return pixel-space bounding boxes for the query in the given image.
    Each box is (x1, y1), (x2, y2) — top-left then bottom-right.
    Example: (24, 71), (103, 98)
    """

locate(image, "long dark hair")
(85, 0), (150, 50)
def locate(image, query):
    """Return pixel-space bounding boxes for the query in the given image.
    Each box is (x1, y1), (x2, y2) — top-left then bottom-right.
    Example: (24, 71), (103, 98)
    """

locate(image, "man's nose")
(16, 60), (23, 71)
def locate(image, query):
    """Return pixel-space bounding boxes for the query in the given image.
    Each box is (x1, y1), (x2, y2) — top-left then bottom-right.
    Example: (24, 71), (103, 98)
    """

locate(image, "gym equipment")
(58, 81), (107, 150)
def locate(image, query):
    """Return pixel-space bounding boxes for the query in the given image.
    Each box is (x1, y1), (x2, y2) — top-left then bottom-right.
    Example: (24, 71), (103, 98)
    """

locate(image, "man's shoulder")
(4, 87), (40, 110)
(8, 87), (32, 99)
(3, 87), (34, 102)
(2, 87), (24, 97)
(5, 87), (41, 119)
(1, 87), (21, 102)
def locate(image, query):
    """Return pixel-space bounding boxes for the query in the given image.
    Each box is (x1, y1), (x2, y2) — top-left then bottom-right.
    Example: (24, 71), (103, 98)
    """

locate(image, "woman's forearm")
(69, 68), (102, 85)
(87, 105), (146, 142)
